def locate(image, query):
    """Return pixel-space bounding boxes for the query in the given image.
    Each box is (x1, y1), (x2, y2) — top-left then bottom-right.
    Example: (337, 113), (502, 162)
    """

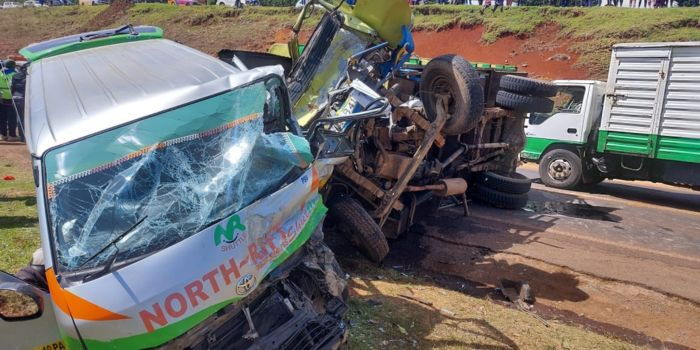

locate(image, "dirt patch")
(394, 222), (700, 349)
(83, 0), (133, 31)
(0, 144), (31, 171)
(413, 25), (589, 80)
(343, 256), (640, 350)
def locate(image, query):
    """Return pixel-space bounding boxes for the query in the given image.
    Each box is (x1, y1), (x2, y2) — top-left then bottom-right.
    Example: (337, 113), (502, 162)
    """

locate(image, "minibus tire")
(329, 196), (389, 263)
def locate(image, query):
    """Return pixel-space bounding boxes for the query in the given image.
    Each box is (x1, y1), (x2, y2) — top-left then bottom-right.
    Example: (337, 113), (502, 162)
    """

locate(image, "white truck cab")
(522, 42), (700, 190)
(523, 80), (606, 151)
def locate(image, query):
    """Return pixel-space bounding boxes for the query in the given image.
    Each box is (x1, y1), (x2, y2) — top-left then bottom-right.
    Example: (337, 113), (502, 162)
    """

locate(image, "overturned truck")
(222, 0), (556, 262)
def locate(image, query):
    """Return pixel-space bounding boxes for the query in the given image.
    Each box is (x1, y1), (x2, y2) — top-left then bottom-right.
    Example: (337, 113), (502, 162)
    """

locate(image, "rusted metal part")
(392, 106), (445, 148)
(433, 178), (468, 197)
(405, 178), (467, 197)
(439, 146), (466, 170)
(373, 97), (448, 225)
(463, 142), (509, 150)
(456, 149), (506, 172)
(390, 127), (425, 143)
(469, 159), (506, 172)
(375, 152), (414, 180)
(335, 161), (404, 211)
(484, 107), (519, 119)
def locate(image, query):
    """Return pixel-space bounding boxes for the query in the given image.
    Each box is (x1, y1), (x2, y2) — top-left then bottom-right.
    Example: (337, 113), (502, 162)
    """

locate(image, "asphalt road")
(390, 162), (700, 348)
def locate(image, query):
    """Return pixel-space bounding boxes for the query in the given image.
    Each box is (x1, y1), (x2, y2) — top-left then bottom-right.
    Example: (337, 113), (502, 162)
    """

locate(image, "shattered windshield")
(44, 76), (313, 273)
(292, 27), (370, 126)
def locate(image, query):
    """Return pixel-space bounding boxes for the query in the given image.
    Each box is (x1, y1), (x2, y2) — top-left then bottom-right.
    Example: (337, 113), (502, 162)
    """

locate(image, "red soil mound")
(413, 25), (589, 80)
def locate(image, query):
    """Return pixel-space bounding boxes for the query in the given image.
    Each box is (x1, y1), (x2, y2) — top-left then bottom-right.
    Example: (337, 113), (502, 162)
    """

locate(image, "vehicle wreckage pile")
(233, 0), (558, 263)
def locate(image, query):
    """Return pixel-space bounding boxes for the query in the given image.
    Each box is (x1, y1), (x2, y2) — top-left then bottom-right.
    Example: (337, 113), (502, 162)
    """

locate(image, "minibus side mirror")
(0, 271), (43, 321)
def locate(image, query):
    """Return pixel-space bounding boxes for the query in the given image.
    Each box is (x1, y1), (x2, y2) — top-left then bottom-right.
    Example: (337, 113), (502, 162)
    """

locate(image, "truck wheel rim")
(548, 159), (572, 181)
(429, 77), (455, 117)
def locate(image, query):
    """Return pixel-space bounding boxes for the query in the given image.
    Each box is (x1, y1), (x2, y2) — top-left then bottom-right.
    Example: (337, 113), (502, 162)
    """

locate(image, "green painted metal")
(521, 136), (582, 161)
(596, 130), (699, 164)
(656, 135), (700, 164)
(19, 27), (164, 62)
(596, 130), (654, 156)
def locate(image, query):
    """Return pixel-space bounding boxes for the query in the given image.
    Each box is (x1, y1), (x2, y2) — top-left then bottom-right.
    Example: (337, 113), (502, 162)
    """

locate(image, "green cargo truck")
(522, 42), (700, 190)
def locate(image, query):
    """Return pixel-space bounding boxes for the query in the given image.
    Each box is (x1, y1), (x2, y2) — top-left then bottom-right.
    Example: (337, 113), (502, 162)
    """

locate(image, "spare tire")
(473, 185), (528, 210)
(420, 55), (485, 135)
(499, 75), (558, 97)
(328, 196), (389, 263)
(496, 90), (554, 113)
(477, 171), (532, 194)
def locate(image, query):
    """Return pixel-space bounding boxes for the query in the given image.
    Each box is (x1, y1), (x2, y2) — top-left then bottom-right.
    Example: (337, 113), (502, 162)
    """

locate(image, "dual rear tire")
(496, 75), (557, 113)
(473, 171), (531, 209)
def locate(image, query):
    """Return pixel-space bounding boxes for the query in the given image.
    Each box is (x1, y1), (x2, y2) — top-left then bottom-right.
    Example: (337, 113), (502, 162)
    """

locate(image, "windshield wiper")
(79, 24), (138, 42)
(80, 215), (148, 282)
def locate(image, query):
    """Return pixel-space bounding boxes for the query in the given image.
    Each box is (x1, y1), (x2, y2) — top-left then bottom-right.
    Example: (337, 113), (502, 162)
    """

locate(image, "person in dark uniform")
(11, 63), (27, 143)
(0, 60), (17, 142)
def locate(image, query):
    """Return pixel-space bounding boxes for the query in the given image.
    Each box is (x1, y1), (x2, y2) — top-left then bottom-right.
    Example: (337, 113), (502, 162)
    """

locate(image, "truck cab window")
(530, 86), (585, 125)
(552, 86), (585, 114)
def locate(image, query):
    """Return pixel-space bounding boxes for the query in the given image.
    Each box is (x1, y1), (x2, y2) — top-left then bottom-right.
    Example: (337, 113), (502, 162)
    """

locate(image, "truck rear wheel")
(419, 54), (484, 135)
(496, 91), (554, 113)
(499, 75), (558, 97)
(328, 196), (389, 263)
(473, 185), (528, 209)
(539, 149), (583, 189)
(477, 171), (532, 194)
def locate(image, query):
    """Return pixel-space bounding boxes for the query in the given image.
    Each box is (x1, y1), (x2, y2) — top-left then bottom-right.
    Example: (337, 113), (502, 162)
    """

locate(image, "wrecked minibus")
(221, 0), (556, 262)
(0, 26), (348, 349)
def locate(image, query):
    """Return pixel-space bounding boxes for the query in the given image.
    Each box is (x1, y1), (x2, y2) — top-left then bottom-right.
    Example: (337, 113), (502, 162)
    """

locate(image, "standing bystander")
(0, 60), (17, 142)
(11, 63), (27, 143)
(481, 0), (503, 13)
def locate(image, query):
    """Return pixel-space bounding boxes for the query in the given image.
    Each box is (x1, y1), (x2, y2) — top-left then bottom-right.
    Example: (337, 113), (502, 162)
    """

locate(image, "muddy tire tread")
(496, 90), (554, 113)
(473, 185), (528, 209)
(328, 197), (389, 263)
(420, 54), (485, 135)
(499, 75), (558, 97)
(477, 171), (532, 195)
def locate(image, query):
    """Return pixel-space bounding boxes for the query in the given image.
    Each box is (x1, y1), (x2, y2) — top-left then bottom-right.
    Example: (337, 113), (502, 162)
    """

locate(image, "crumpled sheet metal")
(44, 78), (313, 272)
(293, 28), (368, 127)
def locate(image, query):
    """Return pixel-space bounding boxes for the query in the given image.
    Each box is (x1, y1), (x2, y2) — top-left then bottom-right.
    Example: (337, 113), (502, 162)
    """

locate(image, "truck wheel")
(539, 149), (583, 189)
(419, 54), (484, 135)
(477, 171), (532, 194)
(473, 185), (528, 209)
(499, 75), (558, 97)
(496, 91), (554, 113)
(328, 196), (389, 263)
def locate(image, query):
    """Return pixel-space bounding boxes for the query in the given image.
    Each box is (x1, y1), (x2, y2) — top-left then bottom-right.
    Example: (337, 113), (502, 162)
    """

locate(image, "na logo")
(214, 214), (246, 246)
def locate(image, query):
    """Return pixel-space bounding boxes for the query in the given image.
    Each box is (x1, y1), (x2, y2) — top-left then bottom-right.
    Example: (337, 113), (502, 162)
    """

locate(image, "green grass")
(345, 260), (640, 350)
(0, 158), (39, 274)
(411, 5), (700, 77)
(1, 4), (699, 77)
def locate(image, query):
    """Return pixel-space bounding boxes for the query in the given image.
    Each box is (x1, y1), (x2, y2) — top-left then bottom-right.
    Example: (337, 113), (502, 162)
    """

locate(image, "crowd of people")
(0, 60), (26, 144)
(415, 0), (699, 7)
